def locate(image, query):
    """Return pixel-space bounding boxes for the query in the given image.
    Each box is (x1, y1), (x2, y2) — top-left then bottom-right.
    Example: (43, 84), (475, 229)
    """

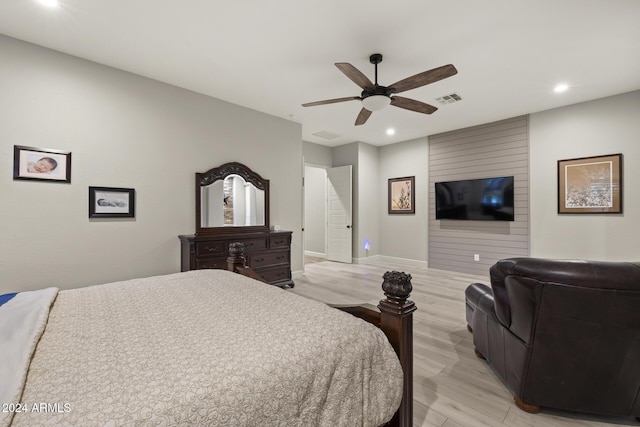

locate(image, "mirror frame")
(195, 162), (270, 235)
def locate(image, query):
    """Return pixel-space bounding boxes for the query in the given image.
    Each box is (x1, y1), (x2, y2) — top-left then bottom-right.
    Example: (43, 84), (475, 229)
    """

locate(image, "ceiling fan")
(302, 53), (457, 126)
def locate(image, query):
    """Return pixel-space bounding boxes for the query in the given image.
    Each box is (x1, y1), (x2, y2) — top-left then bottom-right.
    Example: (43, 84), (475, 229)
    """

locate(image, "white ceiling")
(1, 0), (639, 147)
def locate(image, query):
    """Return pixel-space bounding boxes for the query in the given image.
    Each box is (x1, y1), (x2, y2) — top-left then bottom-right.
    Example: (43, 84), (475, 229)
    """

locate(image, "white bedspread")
(0, 288), (58, 427)
(9, 270), (403, 426)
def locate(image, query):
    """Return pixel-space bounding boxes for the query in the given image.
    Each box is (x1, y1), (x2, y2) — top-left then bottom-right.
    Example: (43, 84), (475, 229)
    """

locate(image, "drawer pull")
(255, 257), (265, 263)
(206, 246), (218, 252)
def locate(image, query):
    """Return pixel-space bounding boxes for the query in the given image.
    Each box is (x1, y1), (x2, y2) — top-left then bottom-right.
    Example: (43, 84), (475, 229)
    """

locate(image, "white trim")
(352, 255), (381, 265)
(304, 162), (330, 170)
(353, 254), (429, 269)
(304, 251), (326, 259)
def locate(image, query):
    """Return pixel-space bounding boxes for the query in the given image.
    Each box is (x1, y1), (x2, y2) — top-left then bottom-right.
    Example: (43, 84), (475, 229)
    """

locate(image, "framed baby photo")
(13, 145), (72, 183)
(89, 186), (136, 218)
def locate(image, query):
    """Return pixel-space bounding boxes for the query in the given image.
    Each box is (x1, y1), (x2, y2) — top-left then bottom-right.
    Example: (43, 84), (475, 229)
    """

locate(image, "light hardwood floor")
(290, 259), (637, 427)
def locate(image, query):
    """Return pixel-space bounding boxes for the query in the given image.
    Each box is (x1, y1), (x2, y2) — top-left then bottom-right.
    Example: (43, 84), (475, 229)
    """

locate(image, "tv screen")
(435, 176), (514, 221)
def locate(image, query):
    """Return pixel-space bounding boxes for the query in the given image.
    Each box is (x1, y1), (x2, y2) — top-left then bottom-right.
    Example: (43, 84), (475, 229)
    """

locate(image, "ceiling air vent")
(312, 130), (341, 140)
(435, 93), (462, 105)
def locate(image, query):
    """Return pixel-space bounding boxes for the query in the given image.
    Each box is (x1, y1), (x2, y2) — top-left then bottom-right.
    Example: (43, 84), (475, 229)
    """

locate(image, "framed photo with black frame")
(388, 176), (415, 214)
(557, 153), (622, 214)
(13, 145), (72, 183)
(89, 186), (136, 218)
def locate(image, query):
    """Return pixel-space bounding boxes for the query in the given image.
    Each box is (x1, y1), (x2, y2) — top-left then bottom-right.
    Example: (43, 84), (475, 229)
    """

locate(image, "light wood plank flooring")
(290, 259), (637, 427)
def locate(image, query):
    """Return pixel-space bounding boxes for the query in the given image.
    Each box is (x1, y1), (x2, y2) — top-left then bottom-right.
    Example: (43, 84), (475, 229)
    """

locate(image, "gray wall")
(1, 35), (303, 293)
(356, 142), (380, 260)
(302, 140), (332, 167)
(378, 137), (429, 265)
(530, 90), (640, 260)
(428, 116), (530, 275)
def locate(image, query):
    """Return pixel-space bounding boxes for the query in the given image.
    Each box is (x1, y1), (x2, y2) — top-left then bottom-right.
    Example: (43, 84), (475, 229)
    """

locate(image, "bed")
(1, 245), (415, 427)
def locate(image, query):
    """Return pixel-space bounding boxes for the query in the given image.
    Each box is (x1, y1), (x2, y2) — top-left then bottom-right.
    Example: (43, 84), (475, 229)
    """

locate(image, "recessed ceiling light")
(386, 128), (395, 136)
(554, 83), (569, 93)
(38, 0), (60, 8)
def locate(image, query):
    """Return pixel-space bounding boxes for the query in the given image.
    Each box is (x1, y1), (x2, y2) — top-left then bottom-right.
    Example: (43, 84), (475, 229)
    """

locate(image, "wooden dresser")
(179, 230), (293, 288)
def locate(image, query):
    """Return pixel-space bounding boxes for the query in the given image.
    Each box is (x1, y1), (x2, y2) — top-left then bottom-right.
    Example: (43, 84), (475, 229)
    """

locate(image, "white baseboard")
(352, 254), (381, 265)
(292, 270), (304, 280)
(353, 254), (428, 269)
(304, 251), (326, 259)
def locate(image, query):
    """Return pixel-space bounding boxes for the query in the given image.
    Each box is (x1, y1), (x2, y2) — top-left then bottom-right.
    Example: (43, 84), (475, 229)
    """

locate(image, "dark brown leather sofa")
(465, 257), (640, 419)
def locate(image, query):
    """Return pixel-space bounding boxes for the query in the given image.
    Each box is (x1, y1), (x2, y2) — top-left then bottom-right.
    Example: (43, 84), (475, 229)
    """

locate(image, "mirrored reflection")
(201, 174), (265, 227)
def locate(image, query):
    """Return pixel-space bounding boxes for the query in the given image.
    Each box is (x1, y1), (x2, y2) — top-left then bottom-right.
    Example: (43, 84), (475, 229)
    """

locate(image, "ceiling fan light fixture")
(554, 83), (569, 93)
(38, 0), (60, 8)
(362, 95), (391, 112)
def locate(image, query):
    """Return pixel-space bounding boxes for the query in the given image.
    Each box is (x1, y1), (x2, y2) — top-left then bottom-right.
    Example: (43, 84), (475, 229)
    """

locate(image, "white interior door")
(326, 165), (352, 263)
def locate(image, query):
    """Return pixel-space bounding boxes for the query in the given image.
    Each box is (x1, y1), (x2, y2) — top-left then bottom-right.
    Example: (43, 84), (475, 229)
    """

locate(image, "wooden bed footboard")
(227, 242), (415, 427)
(331, 272), (415, 427)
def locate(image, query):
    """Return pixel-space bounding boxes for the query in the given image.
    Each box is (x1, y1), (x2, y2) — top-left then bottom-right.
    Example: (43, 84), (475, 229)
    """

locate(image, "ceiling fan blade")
(302, 96), (360, 107)
(355, 108), (372, 126)
(390, 96), (438, 114)
(335, 63), (375, 91)
(389, 64), (458, 94)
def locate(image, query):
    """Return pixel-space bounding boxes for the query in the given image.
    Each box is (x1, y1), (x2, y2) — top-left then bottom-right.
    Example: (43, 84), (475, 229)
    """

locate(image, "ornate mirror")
(195, 162), (270, 235)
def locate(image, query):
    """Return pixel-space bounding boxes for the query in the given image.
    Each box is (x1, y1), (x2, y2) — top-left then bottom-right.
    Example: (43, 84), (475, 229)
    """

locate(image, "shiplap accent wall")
(428, 115), (529, 275)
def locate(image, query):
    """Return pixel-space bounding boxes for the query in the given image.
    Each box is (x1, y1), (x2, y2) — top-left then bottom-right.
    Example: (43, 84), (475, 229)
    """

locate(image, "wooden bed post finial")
(226, 242), (268, 282)
(379, 271), (416, 427)
(381, 271), (413, 305)
(227, 242), (246, 272)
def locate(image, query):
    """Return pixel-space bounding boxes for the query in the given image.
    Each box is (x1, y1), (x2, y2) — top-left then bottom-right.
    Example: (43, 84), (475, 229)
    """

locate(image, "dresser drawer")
(269, 235), (290, 249)
(248, 250), (289, 268)
(236, 237), (267, 252)
(195, 257), (227, 270)
(256, 266), (291, 284)
(195, 240), (226, 257)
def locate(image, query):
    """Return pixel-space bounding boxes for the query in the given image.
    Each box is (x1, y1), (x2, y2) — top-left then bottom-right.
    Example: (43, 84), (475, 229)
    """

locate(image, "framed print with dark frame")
(558, 153), (622, 214)
(89, 186), (136, 218)
(388, 176), (415, 214)
(13, 145), (72, 183)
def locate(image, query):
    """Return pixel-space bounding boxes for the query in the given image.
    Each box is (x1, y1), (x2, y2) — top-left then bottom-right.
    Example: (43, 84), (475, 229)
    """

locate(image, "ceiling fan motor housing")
(361, 86), (394, 98)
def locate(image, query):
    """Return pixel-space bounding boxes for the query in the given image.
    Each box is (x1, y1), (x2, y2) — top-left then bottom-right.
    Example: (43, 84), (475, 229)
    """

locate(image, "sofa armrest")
(466, 280), (534, 344)
(465, 283), (500, 324)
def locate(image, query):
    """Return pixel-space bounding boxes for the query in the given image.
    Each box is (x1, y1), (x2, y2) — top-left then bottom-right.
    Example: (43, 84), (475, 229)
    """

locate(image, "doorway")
(303, 164), (353, 265)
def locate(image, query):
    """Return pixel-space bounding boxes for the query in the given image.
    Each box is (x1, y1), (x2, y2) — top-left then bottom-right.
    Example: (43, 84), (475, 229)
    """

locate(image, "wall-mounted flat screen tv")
(435, 176), (515, 221)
